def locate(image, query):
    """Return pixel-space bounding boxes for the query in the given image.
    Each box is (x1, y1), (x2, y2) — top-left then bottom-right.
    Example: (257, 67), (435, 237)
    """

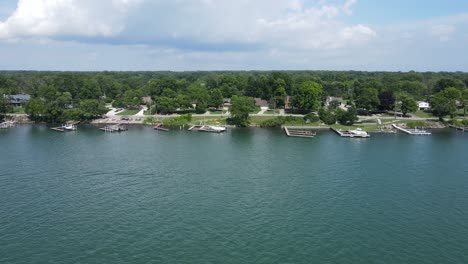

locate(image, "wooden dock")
(100, 124), (128, 132)
(392, 124), (431, 135)
(448, 124), (468, 132)
(154, 123), (170, 132)
(0, 121), (15, 129)
(283, 127), (317, 138)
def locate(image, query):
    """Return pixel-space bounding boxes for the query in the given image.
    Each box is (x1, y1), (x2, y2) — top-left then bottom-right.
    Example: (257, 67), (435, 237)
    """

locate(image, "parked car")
(121, 116), (130, 121)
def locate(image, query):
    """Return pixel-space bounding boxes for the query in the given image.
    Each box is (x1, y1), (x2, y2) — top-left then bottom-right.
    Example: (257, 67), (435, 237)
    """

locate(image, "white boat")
(199, 125), (227, 133)
(61, 123), (77, 131)
(0, 121), (15, 129)
(335, 127), (370, 138)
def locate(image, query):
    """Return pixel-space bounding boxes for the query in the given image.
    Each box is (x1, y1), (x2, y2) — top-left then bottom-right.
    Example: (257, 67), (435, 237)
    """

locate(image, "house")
(254, 98), (269, 108)
(142, 96), (152, 104)
(417, 101), (430, 110)
(325, 96), (344, 107)
(3, 94), (31, 107)
(223, 98), (231, 107)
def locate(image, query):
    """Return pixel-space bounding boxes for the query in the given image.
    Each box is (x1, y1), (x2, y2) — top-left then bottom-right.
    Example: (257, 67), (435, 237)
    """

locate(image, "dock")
(100, 124), (128, 132)
(51, 121), (78, 132)
(448, 124), (468, 132)
(0, 121), (15, 129)
(330, 127), (370, 138)
(392, 124), (431, 135)
(154, 123), (170, 132)
(283, 127), (317, 138)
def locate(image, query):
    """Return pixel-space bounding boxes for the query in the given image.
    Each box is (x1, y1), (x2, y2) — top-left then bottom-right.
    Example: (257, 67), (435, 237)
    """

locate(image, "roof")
(326, 96), (343, 103)
(254, 98), (269, 107)
(5, 94), (31, 100)
(223, 98), (231, 103)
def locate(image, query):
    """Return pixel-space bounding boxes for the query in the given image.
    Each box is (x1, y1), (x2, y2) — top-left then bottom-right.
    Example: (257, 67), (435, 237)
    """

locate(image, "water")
(1, 125), (468, 263)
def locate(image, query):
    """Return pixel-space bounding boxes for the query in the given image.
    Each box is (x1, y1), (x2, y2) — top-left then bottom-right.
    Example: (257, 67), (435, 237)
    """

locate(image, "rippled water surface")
(1, 125), (468, 263)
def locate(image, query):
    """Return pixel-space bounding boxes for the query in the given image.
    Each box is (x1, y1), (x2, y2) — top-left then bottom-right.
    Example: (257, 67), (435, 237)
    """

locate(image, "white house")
(417, 101), (430, 110)
(325, 96), (344, 106)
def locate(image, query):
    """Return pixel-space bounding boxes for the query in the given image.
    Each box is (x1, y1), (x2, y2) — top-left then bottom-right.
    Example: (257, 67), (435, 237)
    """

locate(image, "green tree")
(355, 87), (380, 111)
(318, 108), (337, 125)
(400, 96), (418, 116)
(24, 98), (48, 121)
(209, 89), (224, 108)
(78, 99), (107, 120)
(229, 96), (254, 127)
(155, 97), (178, 114)
(291, 81), (323, 112)
(431, 87), (461, 120)
(378, 91), (395, 111)
(0, 97), (13, 120)
(336, 106), (358, 125)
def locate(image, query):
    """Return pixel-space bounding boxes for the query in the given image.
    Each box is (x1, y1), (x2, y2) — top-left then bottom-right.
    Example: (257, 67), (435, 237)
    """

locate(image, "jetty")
(100, 124), (128, 132)
(0, 121), (15, 129)
(330, 127), (370, 138)
(448, 124), (468, 132)
(392, 124), (431, 135)
(283, 126), (317, 138)
(154, 123), (170, 132)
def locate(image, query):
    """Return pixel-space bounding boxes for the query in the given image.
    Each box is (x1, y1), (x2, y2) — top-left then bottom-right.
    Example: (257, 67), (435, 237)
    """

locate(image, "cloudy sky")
(0, 0), (468, 71)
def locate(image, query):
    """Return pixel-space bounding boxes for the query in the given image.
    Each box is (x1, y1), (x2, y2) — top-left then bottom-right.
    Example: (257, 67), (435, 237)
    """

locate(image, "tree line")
(1, 71), (468, 123)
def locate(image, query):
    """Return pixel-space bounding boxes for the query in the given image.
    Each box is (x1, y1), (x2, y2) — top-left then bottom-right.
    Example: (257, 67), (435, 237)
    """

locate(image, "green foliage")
(303, 113), (320, 123)
(291, 81), (322, 112)
(161, 114), (192, 126)
(229, 95), (255, 127)
(319, 108), (337, 125)
(0, 97), (13, 120)
(378, 91), (395, 111)
(431, 87), (461, 119)
(259, 116), (304, 127)
(400, 95), (418, 116)
(406, 120), (427, 128)
(336, 106), (358, 125)
(355, 87), (380, 111)
(209, 89), (224, 108)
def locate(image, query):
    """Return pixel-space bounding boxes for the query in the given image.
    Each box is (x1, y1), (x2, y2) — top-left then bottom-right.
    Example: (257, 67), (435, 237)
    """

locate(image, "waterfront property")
(3, 94), (31, 107)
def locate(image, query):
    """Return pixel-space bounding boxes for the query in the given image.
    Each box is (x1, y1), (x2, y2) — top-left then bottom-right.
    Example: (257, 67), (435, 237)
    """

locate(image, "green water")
(1, 125), (468, 263)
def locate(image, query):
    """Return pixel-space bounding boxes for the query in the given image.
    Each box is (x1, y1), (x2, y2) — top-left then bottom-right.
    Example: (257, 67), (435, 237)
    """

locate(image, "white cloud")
(0, 0), (375, 51)
(0, 0), (142, 39)
(430, 24), (456, 41)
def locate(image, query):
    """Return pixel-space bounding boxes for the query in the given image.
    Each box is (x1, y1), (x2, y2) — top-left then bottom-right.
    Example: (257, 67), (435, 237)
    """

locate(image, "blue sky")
(0, 0), (468, 71)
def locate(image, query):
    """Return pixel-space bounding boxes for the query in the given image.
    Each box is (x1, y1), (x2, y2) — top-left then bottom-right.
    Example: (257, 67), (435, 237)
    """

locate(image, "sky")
(0, 0), (468, 71)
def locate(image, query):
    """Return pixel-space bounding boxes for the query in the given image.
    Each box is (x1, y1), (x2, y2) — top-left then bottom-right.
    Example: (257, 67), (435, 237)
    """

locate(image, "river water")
(1, 125), (467, 263)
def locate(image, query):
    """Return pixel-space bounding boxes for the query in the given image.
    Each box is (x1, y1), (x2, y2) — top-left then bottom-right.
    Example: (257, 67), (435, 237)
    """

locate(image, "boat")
(62, 123), (77, 131)
(346, 128), (370, 138)
(331, 127), (370, 138)
(199, 125), (227, 133)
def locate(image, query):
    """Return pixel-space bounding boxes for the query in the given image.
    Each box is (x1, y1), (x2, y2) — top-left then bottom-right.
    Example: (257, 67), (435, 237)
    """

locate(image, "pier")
(283, 126), (317, 138)
(0, 121), (15, 129)
(154, 123), (170, 132)
(100, 124), (128, 132)
(392, 124), (431, 135)
(448, 124), (468, 132)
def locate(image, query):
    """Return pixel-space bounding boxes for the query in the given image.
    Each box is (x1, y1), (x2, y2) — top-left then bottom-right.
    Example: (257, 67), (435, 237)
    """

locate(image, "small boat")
(190, 125), (227, 133)
(346, 128), (370, 138)
(62, 123), (77, 131)
(100, 124), (128, 132)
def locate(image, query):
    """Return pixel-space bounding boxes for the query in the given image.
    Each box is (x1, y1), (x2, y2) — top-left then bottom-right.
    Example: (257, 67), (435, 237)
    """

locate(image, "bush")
(319, 108), (336, 125)
(406, 120), (427, 128)
(303, 113), (320, 123)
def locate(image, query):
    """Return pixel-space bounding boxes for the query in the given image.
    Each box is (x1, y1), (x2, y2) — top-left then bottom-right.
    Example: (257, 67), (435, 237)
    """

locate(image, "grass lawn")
(249, 106), (261, 114)
(264, 109), (280, 114)
(413, 110), (434, 118)
(209, 110), (227, 115)
(117, 109), (140, 116)
(10, 107), (26, 114)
